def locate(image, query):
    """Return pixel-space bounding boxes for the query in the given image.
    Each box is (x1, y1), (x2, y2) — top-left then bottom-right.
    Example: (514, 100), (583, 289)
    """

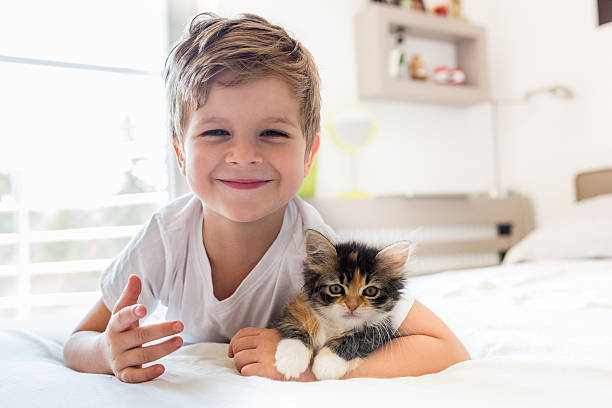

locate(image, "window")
(0, 0), (171, 320)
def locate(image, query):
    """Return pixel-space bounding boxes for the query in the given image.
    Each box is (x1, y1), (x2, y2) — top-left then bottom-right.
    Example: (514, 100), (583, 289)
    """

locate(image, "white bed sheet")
(2, 259), (612, 407)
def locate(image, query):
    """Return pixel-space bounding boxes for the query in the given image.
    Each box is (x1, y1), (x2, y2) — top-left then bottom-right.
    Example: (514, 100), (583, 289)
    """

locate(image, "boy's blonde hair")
(164, 12), (321, 156)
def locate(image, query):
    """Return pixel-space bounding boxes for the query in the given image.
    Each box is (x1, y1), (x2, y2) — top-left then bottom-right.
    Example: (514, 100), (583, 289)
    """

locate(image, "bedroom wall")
(179, 0), (611, 227)
(466, 0), (612, 227)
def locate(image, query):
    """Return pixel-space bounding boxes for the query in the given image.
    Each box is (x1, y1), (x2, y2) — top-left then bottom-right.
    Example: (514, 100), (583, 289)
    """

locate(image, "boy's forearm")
(342, 334), (470, 379)
(63, 331), (112, 375)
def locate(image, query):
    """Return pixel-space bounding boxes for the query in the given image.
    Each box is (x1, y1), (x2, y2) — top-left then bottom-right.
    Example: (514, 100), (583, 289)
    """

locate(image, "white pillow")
(504, 193), (612, 263)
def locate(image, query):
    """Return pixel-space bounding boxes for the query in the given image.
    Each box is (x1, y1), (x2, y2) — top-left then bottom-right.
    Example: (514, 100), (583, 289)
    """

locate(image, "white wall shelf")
(355, 3), (489, 105)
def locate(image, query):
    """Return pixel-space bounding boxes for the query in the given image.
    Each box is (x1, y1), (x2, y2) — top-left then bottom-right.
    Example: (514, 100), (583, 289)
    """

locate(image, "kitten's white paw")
(312, 347), (349, 380)
(274, 338), (312, 380)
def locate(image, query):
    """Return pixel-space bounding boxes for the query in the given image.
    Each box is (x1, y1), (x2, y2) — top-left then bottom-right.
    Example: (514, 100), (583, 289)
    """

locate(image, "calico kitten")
(274, 229), (411, 380)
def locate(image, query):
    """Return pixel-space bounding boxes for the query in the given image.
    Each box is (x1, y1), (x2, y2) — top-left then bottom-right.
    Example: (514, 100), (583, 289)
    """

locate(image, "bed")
(2, 170), (612, 407)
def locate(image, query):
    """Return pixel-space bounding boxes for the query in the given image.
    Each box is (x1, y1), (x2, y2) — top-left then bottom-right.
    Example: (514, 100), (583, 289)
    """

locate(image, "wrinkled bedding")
(2, 260), (612, 407)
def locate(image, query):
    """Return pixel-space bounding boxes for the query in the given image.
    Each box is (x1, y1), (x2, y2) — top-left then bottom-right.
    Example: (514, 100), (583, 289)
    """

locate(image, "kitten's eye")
(328, 284), (344, 295)
(363, 286), (379, 297)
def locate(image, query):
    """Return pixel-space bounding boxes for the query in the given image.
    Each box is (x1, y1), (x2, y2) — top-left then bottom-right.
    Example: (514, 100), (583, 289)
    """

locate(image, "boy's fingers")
(228, 327), (261, 357)
(240, 362), (263, 377)
(120, 336), (183, 368)
(233, 348), (259, 372)
(241, 363), (284, 381)
(117, 364), (165, 383)
(112, 274), (142, 314)
(121, 321), (184, 349)
(234, 327), (263, 339)
(111, 304), (146, 333)
(230, 335), (259, 356)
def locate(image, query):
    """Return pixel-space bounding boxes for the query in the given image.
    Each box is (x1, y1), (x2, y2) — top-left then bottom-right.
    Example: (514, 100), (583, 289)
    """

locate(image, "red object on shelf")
(432, 4), (448, 16)
(433, 66), (450, 84)
(449, 68), (466, 85)
(433, 66), (466, 85)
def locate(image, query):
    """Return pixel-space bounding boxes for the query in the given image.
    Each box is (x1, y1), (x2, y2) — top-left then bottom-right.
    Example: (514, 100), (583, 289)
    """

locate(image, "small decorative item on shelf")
(433, 66), (451, 84)
(372, 0), (426, 11)
(432, 4), (449, 16)
(449, 67), (466, 85)
(370, 0), (400, 4)
(450, 0), (464, 20)
(433, 66), (466, 85)
(411, 0), (426, 12)
(389, 27), (409, 79)
(409, 55), (428, 81)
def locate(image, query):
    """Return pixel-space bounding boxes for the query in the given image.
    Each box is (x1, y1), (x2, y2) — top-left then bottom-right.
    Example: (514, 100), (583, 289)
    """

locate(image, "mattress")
(2, 259), (612, 407)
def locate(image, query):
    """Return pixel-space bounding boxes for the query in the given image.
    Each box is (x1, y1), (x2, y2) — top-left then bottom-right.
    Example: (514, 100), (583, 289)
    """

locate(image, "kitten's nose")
(347, 302), (359, 313)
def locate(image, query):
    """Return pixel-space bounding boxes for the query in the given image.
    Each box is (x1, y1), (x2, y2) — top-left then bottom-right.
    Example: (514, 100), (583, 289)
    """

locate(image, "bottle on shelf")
(389, 27), (409, 79)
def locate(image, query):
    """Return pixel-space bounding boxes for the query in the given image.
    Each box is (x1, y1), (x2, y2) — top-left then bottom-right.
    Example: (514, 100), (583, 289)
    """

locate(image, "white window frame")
(0, 56), (173, 320)
(0, 0), (199, 320)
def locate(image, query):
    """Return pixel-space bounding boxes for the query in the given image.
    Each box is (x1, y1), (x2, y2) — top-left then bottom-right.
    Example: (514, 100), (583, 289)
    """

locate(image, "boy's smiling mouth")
(218, 178), (272, 190)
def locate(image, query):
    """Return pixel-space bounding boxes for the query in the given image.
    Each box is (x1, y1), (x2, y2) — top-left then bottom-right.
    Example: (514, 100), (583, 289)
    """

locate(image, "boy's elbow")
(63, 336), (76, 369)
(447, 337), (471, 366)
(63, 334), (83, 369)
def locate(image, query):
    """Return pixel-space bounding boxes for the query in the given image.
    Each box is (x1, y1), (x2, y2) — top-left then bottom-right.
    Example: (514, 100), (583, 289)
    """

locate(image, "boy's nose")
(225, 139), (263, 165)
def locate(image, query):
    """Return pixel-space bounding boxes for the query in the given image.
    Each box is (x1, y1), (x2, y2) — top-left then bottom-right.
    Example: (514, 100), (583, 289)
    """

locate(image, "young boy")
(63, 12), (469, 383)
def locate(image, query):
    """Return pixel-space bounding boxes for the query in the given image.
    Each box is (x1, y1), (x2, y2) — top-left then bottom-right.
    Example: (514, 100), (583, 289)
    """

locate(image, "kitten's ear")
(375, 241), (412, 275)
(305, 229), (337, 266)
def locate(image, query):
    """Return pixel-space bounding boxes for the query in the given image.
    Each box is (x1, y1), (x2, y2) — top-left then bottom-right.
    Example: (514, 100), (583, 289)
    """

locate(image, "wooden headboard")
(575, 168), (612, 202)
(308, 192), (534, 274)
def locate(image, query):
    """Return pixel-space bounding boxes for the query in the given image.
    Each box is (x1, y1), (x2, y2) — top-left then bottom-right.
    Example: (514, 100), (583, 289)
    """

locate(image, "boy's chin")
(219, 204), (286, 224)
(225, 212), (266, 223)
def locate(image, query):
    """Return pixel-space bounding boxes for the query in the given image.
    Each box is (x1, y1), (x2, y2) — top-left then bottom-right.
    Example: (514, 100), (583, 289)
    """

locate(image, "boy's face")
(177, 74), (318, 223)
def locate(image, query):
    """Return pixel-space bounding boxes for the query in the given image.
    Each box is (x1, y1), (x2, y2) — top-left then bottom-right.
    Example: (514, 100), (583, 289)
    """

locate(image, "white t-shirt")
(101, 193), (414, 344)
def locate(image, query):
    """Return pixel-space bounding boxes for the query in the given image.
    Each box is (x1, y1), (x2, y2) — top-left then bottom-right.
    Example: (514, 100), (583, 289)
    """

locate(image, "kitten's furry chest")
(287, 293), (370, 351)
(311, 316), (354, 351)
(311, 321), (329, 351)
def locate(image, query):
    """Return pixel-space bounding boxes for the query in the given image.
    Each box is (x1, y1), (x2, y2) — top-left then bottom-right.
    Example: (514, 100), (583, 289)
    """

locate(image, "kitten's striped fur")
(274, 230), (411, 380)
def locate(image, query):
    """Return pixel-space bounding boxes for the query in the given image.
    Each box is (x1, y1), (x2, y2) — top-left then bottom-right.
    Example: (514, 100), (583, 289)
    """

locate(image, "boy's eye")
(363, 286), (379, 297)
(328, 284), (344, 295)
(202, 129), (229, 136)
(261, 129), (288, 137)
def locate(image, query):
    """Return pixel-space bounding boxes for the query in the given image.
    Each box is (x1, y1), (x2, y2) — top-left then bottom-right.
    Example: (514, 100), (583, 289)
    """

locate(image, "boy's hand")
(228, 327), (315, 382)
(100, 274), (184, 383)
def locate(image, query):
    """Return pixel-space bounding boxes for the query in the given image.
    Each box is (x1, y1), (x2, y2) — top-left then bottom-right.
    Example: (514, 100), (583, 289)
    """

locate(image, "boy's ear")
(304, 133), (320, 178)
(173, 143), (186, 176)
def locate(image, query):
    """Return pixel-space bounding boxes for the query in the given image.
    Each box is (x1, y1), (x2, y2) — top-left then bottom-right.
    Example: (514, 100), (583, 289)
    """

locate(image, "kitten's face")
(303, 230), (410, 330)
